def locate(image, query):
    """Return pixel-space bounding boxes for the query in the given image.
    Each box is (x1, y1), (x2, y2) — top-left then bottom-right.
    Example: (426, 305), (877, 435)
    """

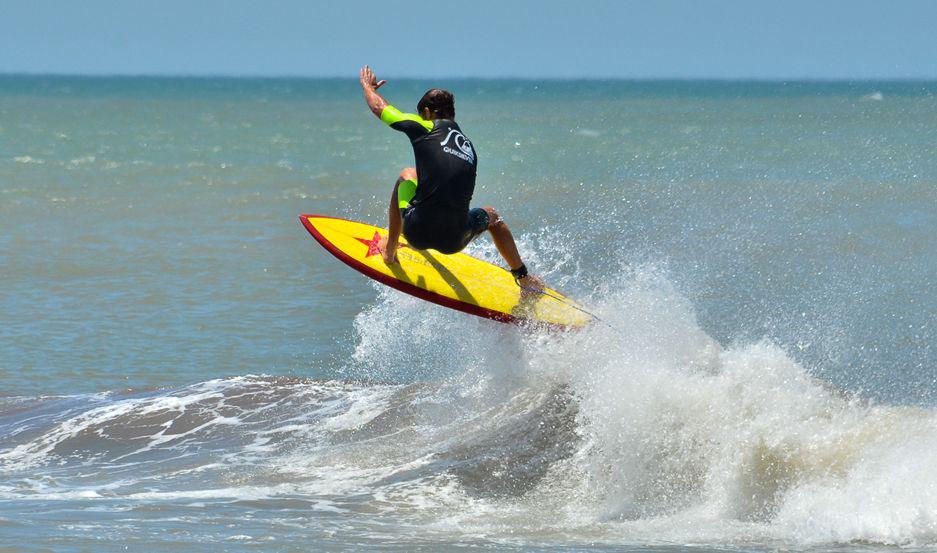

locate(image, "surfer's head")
(417, 88), (454, 120)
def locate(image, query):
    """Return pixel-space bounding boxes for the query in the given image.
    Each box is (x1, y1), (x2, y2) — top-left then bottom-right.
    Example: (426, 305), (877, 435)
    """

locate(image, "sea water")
(0, 76), (935, 551)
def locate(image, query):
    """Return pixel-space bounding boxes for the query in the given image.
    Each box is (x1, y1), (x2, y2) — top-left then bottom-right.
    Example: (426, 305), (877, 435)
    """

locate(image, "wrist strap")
(510, 263), (528, 284)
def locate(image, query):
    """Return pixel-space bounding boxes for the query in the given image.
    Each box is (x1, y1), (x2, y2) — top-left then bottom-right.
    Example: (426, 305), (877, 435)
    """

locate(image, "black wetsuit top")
(381, 105), (483, 254)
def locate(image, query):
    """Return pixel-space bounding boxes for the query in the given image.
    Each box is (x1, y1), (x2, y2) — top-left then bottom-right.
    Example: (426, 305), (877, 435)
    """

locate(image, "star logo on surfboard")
(355, 231), (408, 258)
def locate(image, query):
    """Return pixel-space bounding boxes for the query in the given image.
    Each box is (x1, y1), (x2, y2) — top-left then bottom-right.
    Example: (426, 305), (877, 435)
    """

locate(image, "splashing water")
(3, 258), (935, 551)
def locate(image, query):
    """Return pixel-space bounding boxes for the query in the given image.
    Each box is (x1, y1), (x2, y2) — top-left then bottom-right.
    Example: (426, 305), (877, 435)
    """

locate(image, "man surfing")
(359, 65), (544, 291)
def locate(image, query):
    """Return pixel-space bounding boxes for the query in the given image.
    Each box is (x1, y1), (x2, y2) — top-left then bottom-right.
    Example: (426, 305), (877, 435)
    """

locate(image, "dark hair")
(417, 88), (455, 119)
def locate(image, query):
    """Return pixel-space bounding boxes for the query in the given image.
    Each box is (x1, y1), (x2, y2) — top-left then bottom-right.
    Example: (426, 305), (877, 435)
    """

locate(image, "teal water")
(0, 76), (935, 551)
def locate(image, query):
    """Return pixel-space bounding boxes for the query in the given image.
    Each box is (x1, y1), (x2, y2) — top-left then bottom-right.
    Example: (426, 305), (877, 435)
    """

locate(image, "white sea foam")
(344, 262), (937, 547)
(12, 156), (43, 164)
(513, 265), (937, 546)
(3, 268), (935, 547)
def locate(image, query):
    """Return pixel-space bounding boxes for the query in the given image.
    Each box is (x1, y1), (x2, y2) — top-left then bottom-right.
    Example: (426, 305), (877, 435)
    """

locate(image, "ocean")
(0, 75), (935, 551)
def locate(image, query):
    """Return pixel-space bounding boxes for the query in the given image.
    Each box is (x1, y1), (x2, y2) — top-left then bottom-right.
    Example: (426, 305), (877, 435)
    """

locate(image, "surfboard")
(300, 214), (593, 329)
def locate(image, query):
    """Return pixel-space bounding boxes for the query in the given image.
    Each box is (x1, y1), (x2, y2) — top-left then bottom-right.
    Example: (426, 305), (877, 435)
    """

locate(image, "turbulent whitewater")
(3, 270), (936, 551)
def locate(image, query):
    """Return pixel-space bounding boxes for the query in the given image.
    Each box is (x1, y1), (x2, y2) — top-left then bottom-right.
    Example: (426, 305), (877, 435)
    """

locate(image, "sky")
(2, 0), (936, 80)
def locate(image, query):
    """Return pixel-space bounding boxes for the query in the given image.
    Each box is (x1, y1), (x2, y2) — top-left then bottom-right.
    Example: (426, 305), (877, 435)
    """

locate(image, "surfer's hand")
(359, 66), (386, 91)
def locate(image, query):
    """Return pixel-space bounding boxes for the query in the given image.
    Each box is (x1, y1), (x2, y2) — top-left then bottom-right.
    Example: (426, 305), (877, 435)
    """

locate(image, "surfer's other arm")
(360, 65), (388, 117)
(360, 66), (433, 140)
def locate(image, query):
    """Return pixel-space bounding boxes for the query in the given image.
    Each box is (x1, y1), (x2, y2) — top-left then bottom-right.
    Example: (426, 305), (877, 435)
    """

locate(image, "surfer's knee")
(482, 206), (504, 231)
(398, 167), (416, 182)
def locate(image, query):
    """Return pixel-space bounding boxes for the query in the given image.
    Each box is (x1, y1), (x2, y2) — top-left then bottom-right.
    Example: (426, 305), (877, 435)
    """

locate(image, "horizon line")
(2, 71), (936, 84)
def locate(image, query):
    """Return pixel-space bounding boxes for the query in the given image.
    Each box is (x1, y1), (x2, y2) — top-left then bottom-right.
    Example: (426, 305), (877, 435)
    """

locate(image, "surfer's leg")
(481, 206), (544, 291)
(381, 167), (415, 264)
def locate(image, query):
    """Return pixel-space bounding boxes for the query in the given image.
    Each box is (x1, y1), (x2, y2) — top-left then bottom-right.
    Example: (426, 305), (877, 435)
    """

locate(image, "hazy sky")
(2, 0), (936, 79)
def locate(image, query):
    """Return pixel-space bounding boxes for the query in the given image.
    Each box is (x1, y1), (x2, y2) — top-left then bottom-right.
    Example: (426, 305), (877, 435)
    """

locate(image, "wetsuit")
(381, 105), (489, 255)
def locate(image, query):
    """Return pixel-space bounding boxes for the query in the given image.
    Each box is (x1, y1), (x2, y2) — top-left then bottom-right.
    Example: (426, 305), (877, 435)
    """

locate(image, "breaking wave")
(2, 266), (936, 548)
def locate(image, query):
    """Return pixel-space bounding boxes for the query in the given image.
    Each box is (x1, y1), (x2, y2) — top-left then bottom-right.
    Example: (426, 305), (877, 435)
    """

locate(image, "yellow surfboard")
(300, 214), (593, 329)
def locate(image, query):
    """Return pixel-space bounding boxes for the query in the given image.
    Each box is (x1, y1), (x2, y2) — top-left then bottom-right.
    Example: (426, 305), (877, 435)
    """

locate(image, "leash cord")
(516, 284), (605, 323)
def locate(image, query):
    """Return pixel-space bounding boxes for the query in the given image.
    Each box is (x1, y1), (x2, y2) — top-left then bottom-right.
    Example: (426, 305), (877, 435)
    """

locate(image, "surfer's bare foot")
(378, 235), (398, 264)
(518, 274), (545, 295)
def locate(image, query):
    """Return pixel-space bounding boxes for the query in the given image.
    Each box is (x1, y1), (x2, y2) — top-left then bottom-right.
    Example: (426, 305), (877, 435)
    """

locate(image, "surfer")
(359, 65), (544, 291)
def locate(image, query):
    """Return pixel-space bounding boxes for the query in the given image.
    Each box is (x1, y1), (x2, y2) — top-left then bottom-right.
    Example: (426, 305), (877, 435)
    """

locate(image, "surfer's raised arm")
(359, 65), (388, 117)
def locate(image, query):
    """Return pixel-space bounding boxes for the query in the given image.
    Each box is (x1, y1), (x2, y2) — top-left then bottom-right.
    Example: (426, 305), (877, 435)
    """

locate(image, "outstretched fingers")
(359, 65), (385, 90)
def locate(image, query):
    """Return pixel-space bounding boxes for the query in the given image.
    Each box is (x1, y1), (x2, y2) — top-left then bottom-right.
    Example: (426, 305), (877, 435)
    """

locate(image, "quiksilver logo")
(440, 128), (475, 164)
